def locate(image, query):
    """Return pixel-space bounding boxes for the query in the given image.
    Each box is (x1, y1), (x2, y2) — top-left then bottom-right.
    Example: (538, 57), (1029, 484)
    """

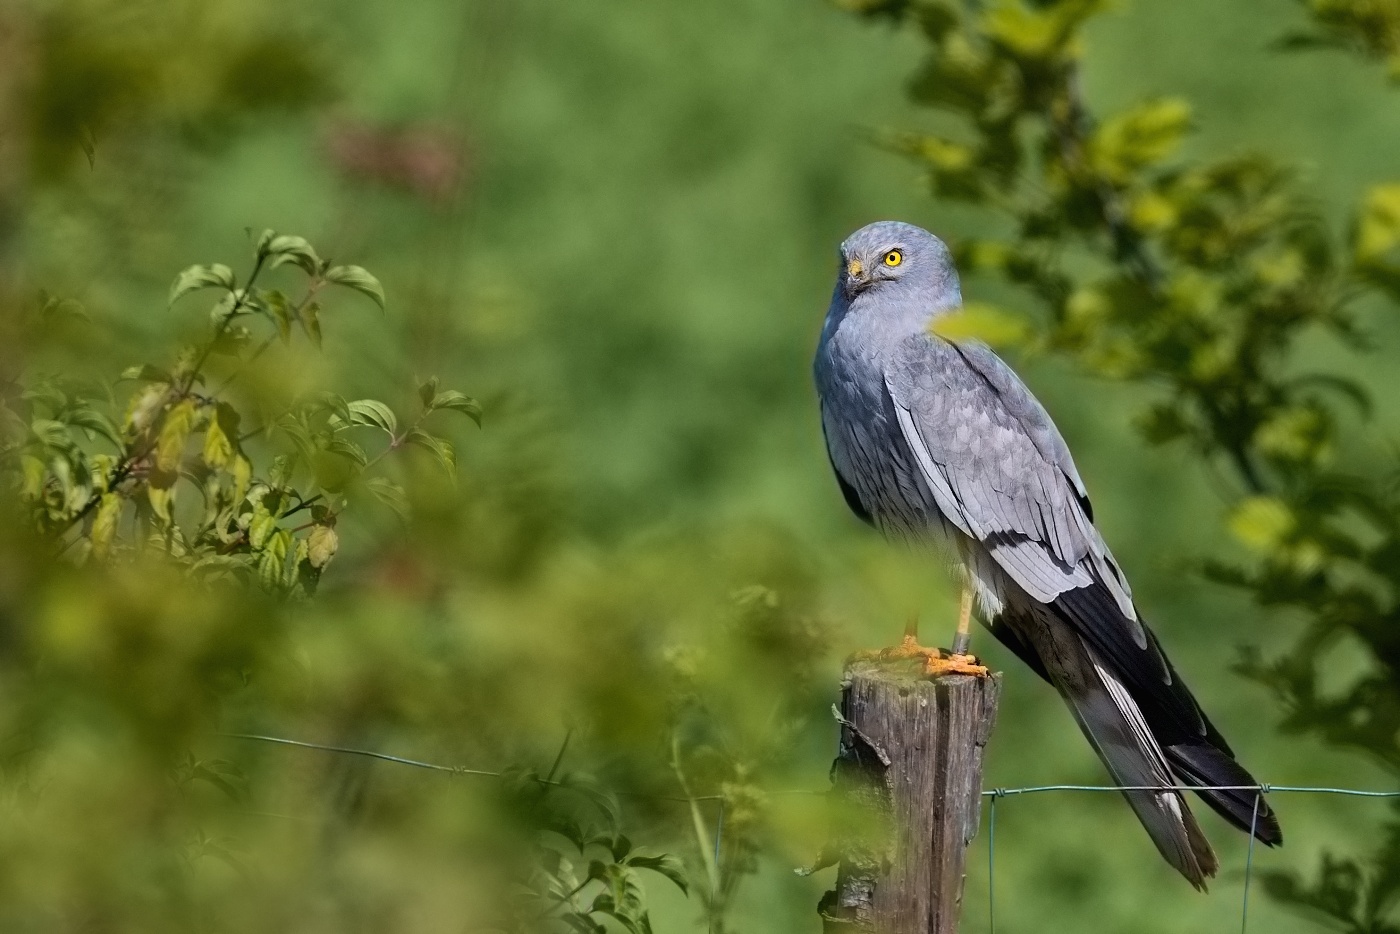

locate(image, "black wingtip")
(1167, 743), (1283, 847)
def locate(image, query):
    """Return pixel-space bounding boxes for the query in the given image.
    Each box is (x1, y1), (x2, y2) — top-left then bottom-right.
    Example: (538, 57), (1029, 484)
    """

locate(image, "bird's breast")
(815, 326), (951, 544)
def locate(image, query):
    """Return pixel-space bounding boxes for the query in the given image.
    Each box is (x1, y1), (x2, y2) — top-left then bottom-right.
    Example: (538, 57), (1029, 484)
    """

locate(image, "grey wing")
(886, 334), (1284, 855)
(883, 336), (1136, 622)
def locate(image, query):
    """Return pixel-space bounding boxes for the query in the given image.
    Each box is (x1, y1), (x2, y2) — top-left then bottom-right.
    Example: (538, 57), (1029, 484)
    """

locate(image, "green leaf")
(273, 414), (317, 466)
(148, 485), (174, 525)
(560, 915), (606, 934)
(929, 302), (1030, 348)
(203, 411), (234, 470)
(209, 288), (255, 326)
(257, 529), (292, 590)
(325, 265), (386, 311)
(405, 428), (456, 473)
(66, 404), (122, 448)
(248, 505), (277, 550)
(626, 854), (689, 895)
(1355, 183), (1400, 265)
(91, 492), (122, 560)
(19, 455), (44, 499)
(169, 264), (236, 306)
(157, 400), (199, 472)
(301, 301), (323, 348)
(347, 399), (398, 435)
(1089, 98), (1192, 183)
(312, 392), (352, 425)
(119, 364), (173, 383)
(1228, 496), (1295, 552)
(265, 290), (293, 344)
(262, 235), (321, 275)
(125, 385), (168, 435)
(230, 455), (252, 505)
(365, 477), (409, 519)
(324, 437), (368, 467)
(426, 389), (483, 425)
(307, 525), (338, 569)
(417, 376), (440, 409)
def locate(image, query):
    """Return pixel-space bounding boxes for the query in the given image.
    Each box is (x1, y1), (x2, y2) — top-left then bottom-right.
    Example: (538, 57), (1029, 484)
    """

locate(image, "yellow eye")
(883, 249), (903, 267)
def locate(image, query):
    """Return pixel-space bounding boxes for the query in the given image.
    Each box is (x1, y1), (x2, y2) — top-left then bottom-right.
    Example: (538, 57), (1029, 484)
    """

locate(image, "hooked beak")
(844, 258), (871, 298)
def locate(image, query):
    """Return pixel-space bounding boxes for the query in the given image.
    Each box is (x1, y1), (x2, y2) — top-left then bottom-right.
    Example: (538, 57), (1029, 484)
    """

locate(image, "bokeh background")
(3, 0), (1399, 931)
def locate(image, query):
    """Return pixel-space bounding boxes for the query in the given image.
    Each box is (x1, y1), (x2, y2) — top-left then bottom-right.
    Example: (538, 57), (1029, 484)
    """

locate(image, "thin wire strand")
(226, 732), (720, 802)
(1242, 793), (1261, 934)
(227, 733), (496, 776)
(229, 734), (1400, 803)
(233, 731), (1400, 933)
(987, 791), (998, 934)
(979, 783), (1400, 798)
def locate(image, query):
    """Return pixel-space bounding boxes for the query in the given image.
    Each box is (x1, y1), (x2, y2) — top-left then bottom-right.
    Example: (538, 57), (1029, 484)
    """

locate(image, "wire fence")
(229, 733), (1400, 934)
(981, 783), (1400, 934)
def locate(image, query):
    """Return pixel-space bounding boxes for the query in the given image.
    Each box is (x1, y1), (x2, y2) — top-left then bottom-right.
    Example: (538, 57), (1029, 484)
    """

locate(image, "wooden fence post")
(816, 660), (1002, 934)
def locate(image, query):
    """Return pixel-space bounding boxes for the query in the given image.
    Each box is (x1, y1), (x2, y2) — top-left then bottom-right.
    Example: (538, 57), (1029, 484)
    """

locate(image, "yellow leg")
(951, 586), (973, 655)
(933, 584), (985, 676)
(850, 595), (987, 678)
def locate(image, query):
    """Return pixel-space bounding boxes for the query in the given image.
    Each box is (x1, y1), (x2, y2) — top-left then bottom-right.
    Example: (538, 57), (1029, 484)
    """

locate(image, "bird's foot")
(921, 652), (988, 678)
(851, 634), (988, 678)
(850, 632), (939, 664)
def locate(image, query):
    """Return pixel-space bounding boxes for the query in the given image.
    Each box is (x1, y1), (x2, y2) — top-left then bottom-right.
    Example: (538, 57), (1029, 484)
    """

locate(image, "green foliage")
(862, 0), (1400, 926)
(1278, 0), (1400, 81)
(3, 231), (472, 597)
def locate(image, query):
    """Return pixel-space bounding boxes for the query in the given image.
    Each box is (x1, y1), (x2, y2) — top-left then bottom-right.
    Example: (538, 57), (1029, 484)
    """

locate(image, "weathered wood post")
(816, 659), (1001, 934)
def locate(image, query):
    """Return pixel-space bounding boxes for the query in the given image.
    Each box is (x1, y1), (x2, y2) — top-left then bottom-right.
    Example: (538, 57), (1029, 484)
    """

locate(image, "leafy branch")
(2, 229), (480, 596)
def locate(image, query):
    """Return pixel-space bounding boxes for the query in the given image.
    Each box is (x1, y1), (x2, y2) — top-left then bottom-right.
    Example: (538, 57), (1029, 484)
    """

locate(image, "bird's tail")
(1167, 742), (1283, 847)
(1055, 641), (1220, 888)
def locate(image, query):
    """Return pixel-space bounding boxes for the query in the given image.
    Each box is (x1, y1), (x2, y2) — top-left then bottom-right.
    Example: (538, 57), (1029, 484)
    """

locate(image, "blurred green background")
(5, 0), (1400, 931)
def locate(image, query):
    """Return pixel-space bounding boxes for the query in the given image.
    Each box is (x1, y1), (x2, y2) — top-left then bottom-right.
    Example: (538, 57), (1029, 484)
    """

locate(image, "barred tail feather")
(1057, 643), (1220, 888)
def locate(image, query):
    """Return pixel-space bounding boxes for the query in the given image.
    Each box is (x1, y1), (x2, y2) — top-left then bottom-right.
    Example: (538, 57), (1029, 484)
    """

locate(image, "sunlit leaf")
(427, 389), (483, 425)
(929, 302), (1030, 348)
(230, 455), (253, 505)
(202, 415), (233, 470)
(248, 505), (277, 550)
(90, 493), (122, 560)
(1355, 183), (1400, 264)
(119, 364), (173, 383)
(1089, 98), (1192, 182)
(169, 264), (236, 306)
(262, 235), (321, 275)
(157, 400), (199, 473)
(325, 265), (386, 311)
(1228, 496), (1295, 551)
(347, 399), (397, 435)
(257, 529), (291, 590)
(148, 485), (174, 525)
(307, 525), (338, 569)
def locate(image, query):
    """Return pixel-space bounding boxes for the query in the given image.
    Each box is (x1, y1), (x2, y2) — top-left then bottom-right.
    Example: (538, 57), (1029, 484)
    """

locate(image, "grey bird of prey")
(813, 220), (1281, 887)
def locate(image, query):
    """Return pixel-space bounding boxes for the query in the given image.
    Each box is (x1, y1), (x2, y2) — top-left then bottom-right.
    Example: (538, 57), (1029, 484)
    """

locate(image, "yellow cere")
(847, 258), (864, 278)
(883, 249), (903, 267)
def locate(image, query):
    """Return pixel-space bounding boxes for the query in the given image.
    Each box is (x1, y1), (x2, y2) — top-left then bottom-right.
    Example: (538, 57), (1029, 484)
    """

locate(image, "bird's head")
(838, 221), (958, 304)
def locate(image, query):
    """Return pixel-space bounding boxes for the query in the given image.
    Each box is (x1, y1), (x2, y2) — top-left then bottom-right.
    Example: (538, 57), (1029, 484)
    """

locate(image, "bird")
(813, 220), (1281, 888)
